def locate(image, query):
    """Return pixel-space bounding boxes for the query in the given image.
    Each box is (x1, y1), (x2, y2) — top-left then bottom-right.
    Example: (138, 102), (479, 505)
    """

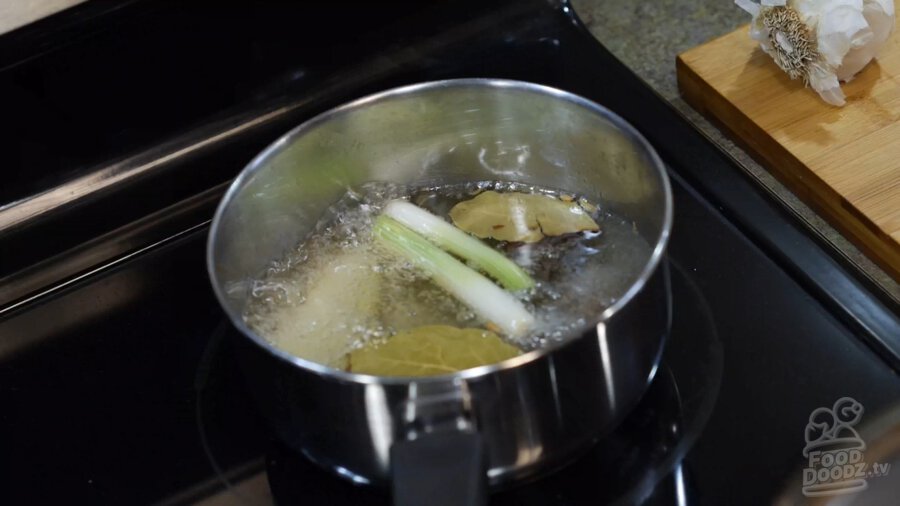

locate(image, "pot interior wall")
(210, 82), (668, 317)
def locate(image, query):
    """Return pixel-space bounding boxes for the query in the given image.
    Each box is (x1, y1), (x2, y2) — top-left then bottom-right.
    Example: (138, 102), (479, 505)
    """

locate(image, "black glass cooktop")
(2, 1), (899, 505)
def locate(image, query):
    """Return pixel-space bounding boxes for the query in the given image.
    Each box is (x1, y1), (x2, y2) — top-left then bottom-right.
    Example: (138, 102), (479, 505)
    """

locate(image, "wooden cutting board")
(676, 15), (900, 282)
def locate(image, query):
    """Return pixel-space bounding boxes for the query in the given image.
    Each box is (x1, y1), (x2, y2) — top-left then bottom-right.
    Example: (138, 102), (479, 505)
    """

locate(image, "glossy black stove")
(2, 1), (900, 505)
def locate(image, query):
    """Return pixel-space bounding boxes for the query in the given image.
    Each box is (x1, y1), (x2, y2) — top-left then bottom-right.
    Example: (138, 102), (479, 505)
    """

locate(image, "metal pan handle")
(391, 379), (487, 506)
(391, 431), (487, 506)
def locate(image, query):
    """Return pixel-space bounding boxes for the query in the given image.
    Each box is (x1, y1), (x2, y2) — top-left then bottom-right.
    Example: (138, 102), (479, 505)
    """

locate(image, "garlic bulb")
(735, 0), (895, 106)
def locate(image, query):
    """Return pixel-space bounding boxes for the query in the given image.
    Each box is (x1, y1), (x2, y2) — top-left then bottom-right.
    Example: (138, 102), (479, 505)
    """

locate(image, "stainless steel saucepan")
(207, 79), (673, 505)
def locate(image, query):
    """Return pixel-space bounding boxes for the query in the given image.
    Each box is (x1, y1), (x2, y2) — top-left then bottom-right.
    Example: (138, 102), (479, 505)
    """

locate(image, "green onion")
(383, 200), (534, 291)
(373, 215), (534, 338)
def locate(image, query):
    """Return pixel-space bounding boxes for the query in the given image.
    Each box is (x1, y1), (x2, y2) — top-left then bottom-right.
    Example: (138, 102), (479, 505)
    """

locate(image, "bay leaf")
(348, 325), (521, 376)
(449, 191), (599, 243)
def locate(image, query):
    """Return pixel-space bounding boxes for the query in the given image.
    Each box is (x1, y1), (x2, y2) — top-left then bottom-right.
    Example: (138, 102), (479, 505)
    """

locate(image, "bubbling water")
(243, 181), (652, 369)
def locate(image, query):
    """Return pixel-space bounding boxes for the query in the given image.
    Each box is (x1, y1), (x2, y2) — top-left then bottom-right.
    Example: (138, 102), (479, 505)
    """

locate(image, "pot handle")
(390, 380), (488, 506)
(391, 431), (487, 506)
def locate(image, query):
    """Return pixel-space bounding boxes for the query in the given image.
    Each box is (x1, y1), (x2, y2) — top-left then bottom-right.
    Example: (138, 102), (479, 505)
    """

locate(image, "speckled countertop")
(571, 0), (900, 303)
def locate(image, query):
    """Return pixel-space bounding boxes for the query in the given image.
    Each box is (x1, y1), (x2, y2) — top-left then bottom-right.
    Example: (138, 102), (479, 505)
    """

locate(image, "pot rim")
(207, 78), (673, 385)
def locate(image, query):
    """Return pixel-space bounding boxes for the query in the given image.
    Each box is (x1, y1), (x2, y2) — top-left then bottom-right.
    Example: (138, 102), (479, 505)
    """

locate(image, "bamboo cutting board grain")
(676, 15), (900, 282)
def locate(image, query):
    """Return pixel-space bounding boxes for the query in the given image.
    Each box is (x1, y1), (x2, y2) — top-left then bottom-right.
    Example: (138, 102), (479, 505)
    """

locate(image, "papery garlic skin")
(735, 0), (895, 106)
(836, 0), (895, 80)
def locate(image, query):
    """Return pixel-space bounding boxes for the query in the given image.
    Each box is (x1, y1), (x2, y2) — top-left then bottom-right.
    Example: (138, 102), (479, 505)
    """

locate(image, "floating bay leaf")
(348, 325), (521, 376)
(449, 191), (599, 243)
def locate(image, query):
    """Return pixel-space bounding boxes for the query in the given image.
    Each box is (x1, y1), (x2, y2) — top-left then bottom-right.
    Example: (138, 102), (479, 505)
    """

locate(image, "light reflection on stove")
(333, 465), (371, 485)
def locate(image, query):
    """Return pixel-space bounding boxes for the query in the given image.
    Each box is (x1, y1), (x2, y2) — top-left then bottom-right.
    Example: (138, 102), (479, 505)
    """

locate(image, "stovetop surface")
(1, 1), (899, 505)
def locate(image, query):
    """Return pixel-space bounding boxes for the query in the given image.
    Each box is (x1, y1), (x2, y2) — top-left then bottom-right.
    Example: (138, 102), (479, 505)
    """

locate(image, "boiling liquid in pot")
(243, 182), (651, 372)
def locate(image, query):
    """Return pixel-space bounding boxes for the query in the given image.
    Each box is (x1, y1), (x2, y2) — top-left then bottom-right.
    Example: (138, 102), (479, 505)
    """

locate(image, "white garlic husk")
(735, 0), (895, 106)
